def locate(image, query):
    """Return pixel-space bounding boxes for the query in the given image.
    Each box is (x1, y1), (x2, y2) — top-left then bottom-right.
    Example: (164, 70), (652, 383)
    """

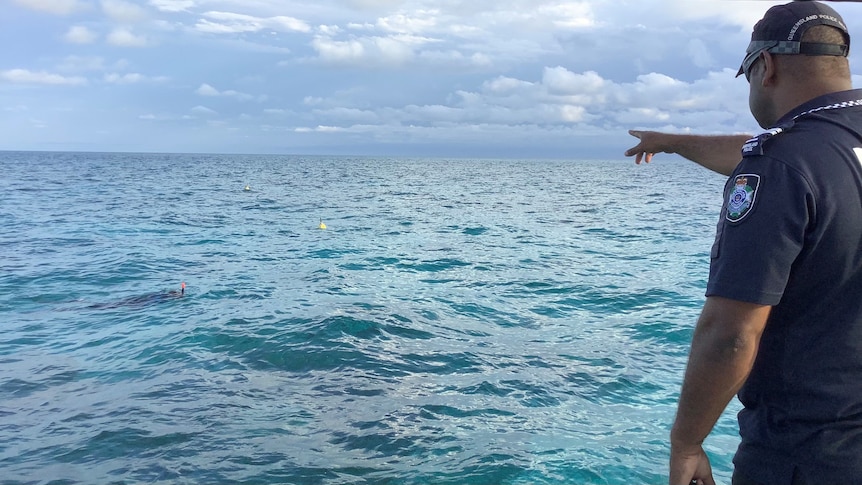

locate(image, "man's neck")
(775, 79), (854, 121)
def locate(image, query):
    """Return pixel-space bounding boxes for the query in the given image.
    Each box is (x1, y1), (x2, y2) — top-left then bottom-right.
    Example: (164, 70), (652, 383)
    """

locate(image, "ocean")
(0, 151), (740, 484)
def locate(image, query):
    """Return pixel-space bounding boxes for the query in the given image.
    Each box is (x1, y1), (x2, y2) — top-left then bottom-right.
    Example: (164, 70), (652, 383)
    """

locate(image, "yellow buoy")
(318, 219), (327, 230)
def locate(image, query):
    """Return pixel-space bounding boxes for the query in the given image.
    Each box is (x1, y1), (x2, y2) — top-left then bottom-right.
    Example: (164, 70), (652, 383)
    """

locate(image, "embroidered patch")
(725, 174), (761, 223)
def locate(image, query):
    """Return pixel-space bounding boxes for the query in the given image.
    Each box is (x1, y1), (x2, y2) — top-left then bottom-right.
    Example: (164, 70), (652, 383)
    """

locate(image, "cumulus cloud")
(310, 31), (445, 67)
(313, 35), (418, 66)
(196, 83), (220, 96)
(295, 64), (753, 143)
(64, 26), (98, 44)
(102, 0), (149, 23)
(542, 67), (604, 96)
(0, 69), (87, 86)
(538, 2), (594, 29)
(375, 12), (437, 34)
(6, 0), (840, 155)
(662, 0), (779, 27)
(303, 3), (589, 69)
(107, 28), (148, 46)
(195, 11), (311, 34)
(483, 76), (533, 94)
(418, 50), (492, 68)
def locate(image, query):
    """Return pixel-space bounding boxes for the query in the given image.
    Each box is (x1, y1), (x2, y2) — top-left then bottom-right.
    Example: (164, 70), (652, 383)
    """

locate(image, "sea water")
(0, 151), (739, 484)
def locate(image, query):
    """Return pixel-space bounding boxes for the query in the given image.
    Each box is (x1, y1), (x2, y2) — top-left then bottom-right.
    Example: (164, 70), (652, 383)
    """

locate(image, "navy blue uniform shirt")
(706, 89), (862, 484)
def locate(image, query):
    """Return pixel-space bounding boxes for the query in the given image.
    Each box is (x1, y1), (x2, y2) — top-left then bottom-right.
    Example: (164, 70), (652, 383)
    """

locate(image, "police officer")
(626, 2), (862, 484)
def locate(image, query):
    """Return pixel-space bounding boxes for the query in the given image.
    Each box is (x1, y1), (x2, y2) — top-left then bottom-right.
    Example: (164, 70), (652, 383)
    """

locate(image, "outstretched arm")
(669, 296), (771, 485)
(625, 130), (751, 176)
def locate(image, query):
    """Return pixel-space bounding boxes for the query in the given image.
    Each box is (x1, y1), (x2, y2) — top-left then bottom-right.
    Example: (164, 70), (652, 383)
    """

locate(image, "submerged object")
(88, 282), (185, 310)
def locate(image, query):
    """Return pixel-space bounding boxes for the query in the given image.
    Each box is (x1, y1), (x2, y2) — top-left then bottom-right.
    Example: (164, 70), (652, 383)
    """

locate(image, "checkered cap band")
(769, 41), (803, 54)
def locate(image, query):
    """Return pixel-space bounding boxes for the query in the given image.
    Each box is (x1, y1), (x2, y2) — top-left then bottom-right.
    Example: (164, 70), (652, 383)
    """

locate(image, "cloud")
(7, 0), (851, 156)
(687, 38), (716, 70)
(149, 0), (195, 13)
(542, 67), (605, 96)
(375, 11), (437, 34)
(106, 28), (148, 46)
(312, 37), (414, 67)
(302, 3), (593, 69)
(483, 76), (533, 95)
(538, 2), (594, 29)
(195, 83), (257, 101)
(195, 11), (311, 34)
(195, 84), (220, 96)
(295, 125), (345, 133)
(191, 105), (217, 116)
(102, 0), (149, 23)
(418, 50), (492, 68)
(345, 0), (403, 11)
(0, 69), (87, 86)
(11, 0), (85, 15)
(311, 34), (435, 67)
(64, 26), (98, 44)
(57, 55), (106, 72)
(662, 0), (781, 27)
(104, 73), (169, 84)
(293, 64), (753, 142)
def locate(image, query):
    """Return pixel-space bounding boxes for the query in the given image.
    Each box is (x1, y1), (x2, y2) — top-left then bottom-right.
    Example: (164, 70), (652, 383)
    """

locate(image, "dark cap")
(736, 1), (850, 78)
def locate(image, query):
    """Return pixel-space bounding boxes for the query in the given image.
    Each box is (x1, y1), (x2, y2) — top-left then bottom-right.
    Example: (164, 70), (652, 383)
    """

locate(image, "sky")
(2, 0), (861, 158)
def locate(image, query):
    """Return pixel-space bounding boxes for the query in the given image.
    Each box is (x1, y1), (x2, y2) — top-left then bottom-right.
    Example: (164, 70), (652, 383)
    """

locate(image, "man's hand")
(669, 443), (716, 485)
(624, 129), (750, 175)
(625, 130), (672, 164)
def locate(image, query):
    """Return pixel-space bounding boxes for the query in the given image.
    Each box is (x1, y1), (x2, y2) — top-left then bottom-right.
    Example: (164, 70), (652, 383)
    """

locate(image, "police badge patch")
(725, 173), (761, 223)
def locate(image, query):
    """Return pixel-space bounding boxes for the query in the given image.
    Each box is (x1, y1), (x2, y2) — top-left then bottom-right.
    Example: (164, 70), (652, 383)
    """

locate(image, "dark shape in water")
(88, 282), (185, 310)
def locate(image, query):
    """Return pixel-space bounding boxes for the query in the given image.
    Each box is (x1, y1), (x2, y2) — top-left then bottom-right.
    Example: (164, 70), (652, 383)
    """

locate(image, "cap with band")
(737, 1), (850, 78)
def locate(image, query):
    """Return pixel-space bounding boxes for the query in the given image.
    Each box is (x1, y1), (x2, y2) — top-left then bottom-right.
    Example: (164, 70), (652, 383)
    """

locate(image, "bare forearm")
(626, 131), (751, 176)
(670, 297), (769, 448)
(671, 326), (756, 447)
(671, 134), (751, 176)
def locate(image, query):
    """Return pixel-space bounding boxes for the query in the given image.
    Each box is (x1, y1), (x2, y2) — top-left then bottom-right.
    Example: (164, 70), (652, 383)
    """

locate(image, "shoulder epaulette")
(740, 121), (795, 157)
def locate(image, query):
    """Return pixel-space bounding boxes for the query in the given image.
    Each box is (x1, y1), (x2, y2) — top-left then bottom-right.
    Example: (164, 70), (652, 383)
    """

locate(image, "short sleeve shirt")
(706, 89), (862, 484)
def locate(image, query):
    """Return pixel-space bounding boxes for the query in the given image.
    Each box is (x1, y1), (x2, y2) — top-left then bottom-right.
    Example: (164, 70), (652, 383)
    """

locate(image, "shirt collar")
(773, 88), (862, 127)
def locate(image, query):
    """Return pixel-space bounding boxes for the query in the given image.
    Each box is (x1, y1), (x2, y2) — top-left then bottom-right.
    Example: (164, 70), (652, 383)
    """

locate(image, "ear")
(760, 51), (778, 87)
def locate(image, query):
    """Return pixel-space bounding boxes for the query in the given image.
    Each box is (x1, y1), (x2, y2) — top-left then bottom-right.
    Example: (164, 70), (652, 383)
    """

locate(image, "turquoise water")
(0, 151), (739, 484)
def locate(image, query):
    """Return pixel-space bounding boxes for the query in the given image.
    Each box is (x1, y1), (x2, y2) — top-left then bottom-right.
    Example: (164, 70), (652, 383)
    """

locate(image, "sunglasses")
(740, 41), (778, 82)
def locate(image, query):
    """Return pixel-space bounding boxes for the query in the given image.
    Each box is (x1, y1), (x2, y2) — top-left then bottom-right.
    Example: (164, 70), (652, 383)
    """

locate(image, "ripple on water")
(0, 153), (735, 484)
